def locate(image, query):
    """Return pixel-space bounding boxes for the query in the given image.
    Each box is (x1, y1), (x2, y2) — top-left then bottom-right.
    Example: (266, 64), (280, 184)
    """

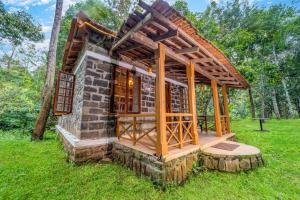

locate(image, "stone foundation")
(112, 142), (200, 185)
(56, 125), (115, 163)
(202, 152), (264, 172)
(112, 138), (264, 185)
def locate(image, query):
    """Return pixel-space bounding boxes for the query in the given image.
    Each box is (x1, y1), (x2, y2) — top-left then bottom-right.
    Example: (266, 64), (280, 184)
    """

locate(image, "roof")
(62, 12), (116, 71)
(111, 0), (249, 88)
(62, 0), (248, 88)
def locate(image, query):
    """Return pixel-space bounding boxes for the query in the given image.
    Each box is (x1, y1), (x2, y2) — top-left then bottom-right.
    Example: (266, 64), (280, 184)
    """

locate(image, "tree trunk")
(32, 0), (63, 140)
(248, 87), (256, 119)
(7, 45), (16, 69)
(271, 88), (280, 119)
(295, 98), (300, 118)
(281, 78), (294, 117)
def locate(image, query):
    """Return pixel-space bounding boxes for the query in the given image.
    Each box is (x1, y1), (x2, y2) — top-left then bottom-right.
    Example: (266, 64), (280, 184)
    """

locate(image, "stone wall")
(58, 43), (115, 140)
(80, 57), (115, 139)
(140, 73), (188, 114)
(57, 126), (113, 163)
(112, 142), (200, 185)
(202, 152), (264, 172)
(141, 74), (155, 113)
(58, 57), (86, 139)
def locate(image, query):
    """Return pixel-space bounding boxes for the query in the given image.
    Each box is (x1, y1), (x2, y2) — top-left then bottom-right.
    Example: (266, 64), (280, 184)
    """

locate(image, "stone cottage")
(55, 0), (263, 185)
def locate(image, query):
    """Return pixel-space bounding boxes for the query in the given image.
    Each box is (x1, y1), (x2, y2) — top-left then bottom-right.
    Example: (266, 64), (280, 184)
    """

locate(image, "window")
(53, 71), (75, 115)
(113, 67), (141, 113)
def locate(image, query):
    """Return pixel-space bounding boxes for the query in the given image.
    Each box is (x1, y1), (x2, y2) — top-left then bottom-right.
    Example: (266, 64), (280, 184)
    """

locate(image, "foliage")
(0, 66), (46, 132)
(0, 119), (299, 199)
(0, 1), (44, 46)
(174, 0), (300, 119)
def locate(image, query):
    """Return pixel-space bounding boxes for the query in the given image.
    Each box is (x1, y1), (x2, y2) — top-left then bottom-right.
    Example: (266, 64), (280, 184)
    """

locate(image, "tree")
(0, 1), (44, 69)
(32, 0), (63, 140)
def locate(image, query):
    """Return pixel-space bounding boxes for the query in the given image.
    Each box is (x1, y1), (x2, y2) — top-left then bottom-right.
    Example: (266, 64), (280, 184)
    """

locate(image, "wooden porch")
(116, 112), (232, 158)
(116, 121), (235, 161)
(111, 0), (248, 158)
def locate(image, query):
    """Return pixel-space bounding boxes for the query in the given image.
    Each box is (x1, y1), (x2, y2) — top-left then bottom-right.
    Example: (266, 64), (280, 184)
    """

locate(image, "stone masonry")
(201, 152), (264, 172)
(112, 142), (200, 185)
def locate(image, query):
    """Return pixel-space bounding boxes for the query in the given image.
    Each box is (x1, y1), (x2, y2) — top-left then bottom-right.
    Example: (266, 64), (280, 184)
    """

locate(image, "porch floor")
(115, 129), (236, 161)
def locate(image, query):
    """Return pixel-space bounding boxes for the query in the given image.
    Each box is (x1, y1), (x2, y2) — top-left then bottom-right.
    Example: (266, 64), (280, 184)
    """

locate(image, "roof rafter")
(138, 0), (241, 86)
(175, 46), (199, 54)
(110, 12), (153, 54)
(131, 32), (220, 83)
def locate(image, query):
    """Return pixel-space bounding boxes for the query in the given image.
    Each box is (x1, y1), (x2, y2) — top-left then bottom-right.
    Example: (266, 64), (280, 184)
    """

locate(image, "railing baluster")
(133, 116), (137, 145)
(179, 114), (183, 148)
(116, 117), (120, 139)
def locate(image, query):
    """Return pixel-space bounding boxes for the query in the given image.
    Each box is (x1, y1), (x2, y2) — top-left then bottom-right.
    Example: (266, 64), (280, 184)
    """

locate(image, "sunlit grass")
(0, 119), (299, 199)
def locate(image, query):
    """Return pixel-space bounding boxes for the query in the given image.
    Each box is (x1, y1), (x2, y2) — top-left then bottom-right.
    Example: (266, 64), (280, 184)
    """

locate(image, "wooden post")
(116, 117), (120, 139)
(155, 43), (168, 156)
(179, 114), (183, 148)
(186, 62), (199, 144)
(211, 80), (222, 137)
(221, 85), (231, 133)
(133, 116), (137, 145)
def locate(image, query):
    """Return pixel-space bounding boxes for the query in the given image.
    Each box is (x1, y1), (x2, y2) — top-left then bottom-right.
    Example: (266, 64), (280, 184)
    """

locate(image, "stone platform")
(112, 132), (264, 185)
(202, 141), (264, 172)
(56, 126), (264, 185)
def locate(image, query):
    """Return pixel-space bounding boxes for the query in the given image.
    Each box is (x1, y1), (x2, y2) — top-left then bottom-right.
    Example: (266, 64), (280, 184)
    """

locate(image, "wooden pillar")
(155, 43), (168, 156)
(186, 62), (199, 144)
(211, 80), (222, 137)
(221, 85), (231, 133)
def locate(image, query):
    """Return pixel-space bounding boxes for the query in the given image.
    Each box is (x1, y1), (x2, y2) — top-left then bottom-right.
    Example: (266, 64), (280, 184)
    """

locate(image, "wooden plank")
(110, 12), (152, 53)
(138, 0), (240, 84)
(151, 30), (178, 42)
(175, 46), (199, 54)
(155, 43), (168, 156)
(186, 62), (199, 144)
(116, 44), (143, 53)
(222, 85), (231, 133)
(192, 58), (213, 63)
(211, 80), (222, 137)
(131, 32), (219, 83)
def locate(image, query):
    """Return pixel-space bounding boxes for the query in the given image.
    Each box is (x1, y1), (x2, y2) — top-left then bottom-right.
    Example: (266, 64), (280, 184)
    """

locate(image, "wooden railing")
(116, 113), (156, 150)
(220, 115), (230, 134)
(165, 113), (194, 149)
(116, 112), (199, 153)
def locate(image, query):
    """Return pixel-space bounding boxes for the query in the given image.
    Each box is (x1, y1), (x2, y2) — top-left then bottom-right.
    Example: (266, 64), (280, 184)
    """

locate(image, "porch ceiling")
(111, 0), (249, 88)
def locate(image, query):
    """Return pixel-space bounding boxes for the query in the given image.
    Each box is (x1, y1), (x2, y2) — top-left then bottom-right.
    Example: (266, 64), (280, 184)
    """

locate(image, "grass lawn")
(0, 119), (299, 199)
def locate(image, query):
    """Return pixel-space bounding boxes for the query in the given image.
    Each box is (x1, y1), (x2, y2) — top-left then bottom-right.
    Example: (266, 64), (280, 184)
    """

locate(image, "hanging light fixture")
(147, 65), (153, 75)
(128, 76), (134, 88)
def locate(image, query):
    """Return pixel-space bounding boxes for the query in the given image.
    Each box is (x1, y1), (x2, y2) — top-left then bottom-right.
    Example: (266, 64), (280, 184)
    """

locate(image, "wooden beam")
(138, 0), (242, 85)
(222, 85), (231, 133)
(175, 46), (199, 54)
(131, 32), (219, 83)
(211, 80), (222, 137)
(221, 81), (240, 85)
(155, 43), (168, 156)
(192, 58), (213, 63)
(116, 44), (143, 53)
(151, 30), (178, 42)
(187, 62), (199, 144)
(110, 12), (152, 53)
(133, 55), (154, 62)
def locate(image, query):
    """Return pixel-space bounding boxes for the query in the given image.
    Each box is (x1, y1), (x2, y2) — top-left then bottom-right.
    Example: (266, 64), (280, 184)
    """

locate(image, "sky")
(2, 0), (300, 52)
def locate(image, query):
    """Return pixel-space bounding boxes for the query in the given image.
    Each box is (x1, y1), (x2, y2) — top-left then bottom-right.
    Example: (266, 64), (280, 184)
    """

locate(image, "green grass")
(0, 119), (300, 199)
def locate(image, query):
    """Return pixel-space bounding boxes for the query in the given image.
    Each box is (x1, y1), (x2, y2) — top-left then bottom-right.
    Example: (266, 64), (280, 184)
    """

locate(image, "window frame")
(113, 66), (141, 114)
(53, 71), (76, 116)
